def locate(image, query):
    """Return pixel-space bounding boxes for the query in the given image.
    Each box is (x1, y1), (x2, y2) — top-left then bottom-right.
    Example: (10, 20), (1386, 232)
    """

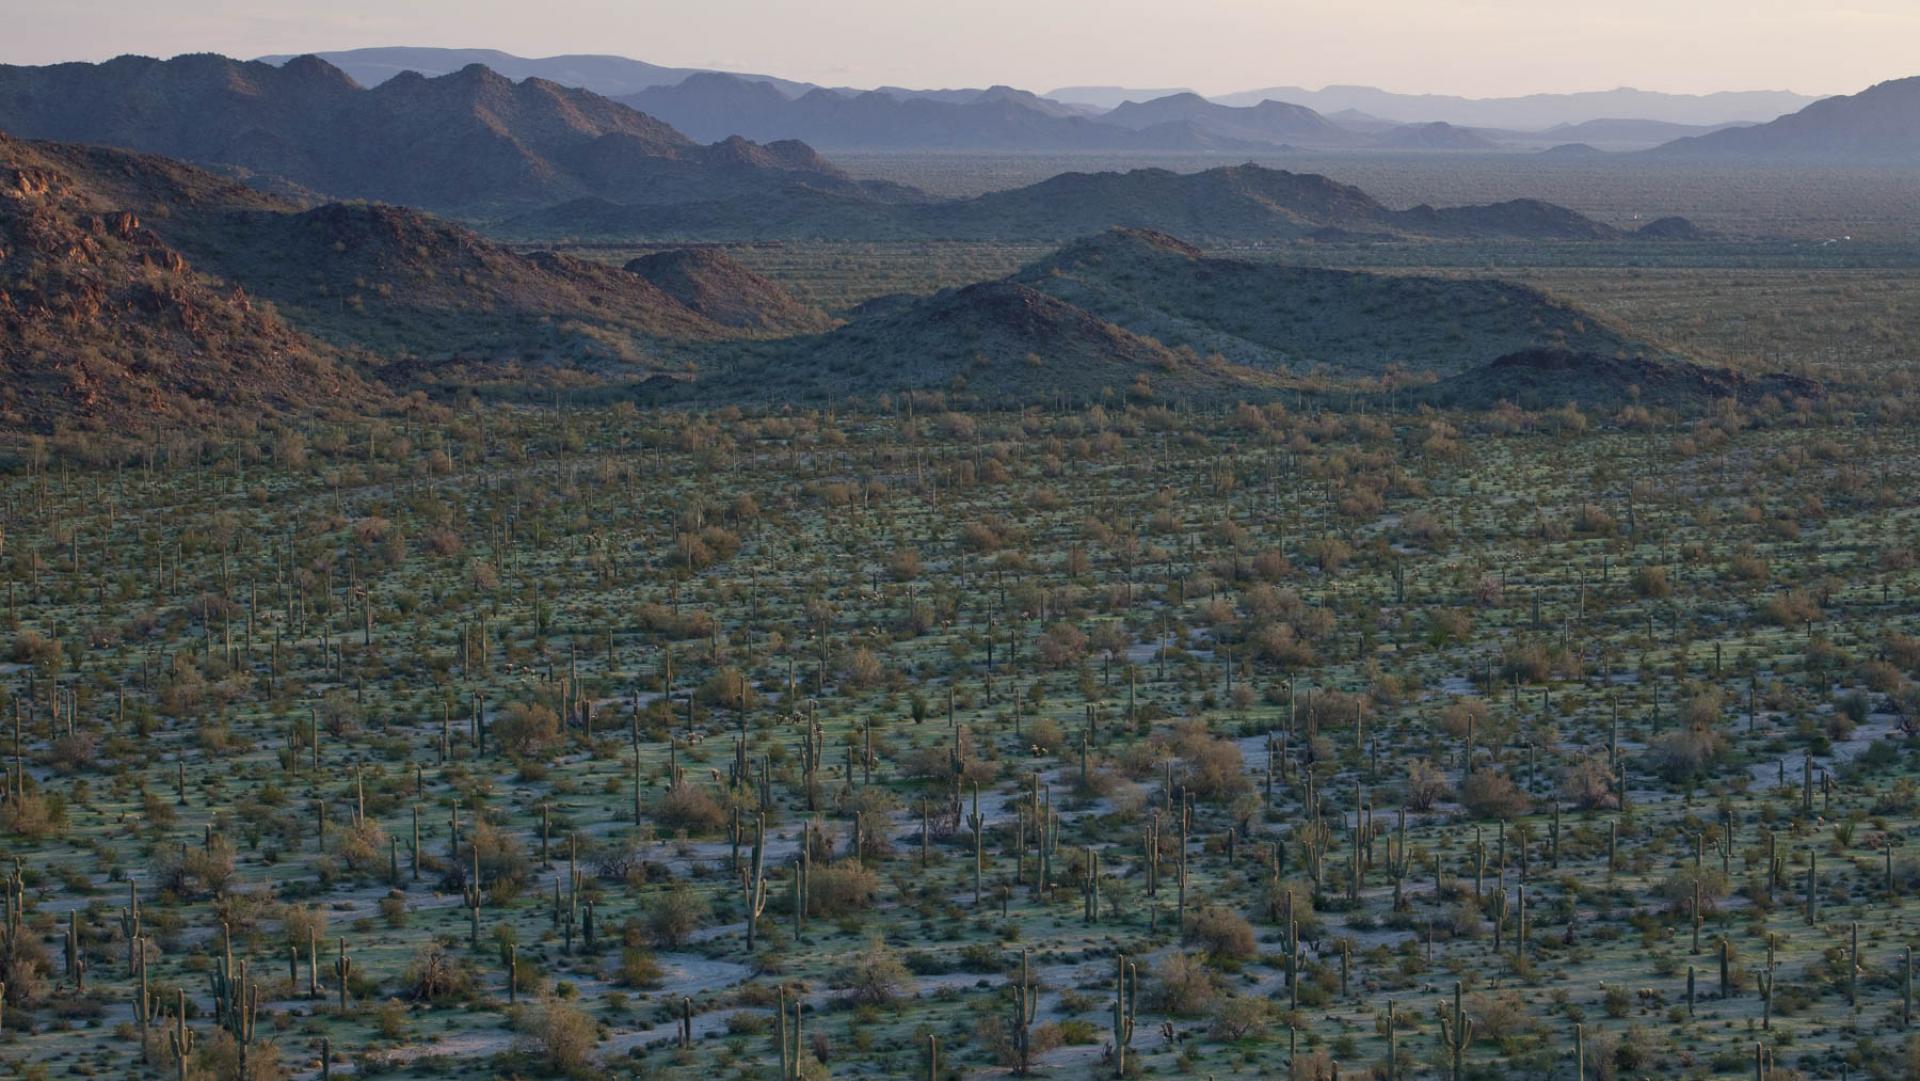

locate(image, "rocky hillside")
(0, 133), (377, 432)
(0, 132), (850, 430)
(0, 54), (917, 213)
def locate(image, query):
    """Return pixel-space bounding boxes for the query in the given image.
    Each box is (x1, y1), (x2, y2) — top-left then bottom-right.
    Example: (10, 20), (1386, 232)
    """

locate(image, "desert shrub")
(1405, 759), (1452, 811)
(1467, 989), (1538, 1040)
(838, 939), (915, 1004)
(1646, 726), (1728, 782)
(157, 835), (237, 898)
(519, 997), (598, 1077)
(333, 817), (390, 874)
(1150, 951), (1218, 1015)
(1762, 590), (1822, 627)
(808, 860), (880, 916)
(7, 630), (63, 668)
(192, 1029), (287, 1081)
(0, 791), (69, 840)
(1209, 993), (1271, 1040)
(493, 702), (562, 758)
(1036, 622), (1088, 667)
(653, 782), (728, 835)
(1186, 906), (1257, 961)
(0, 930), (52, 1005)
(1459, 770), (1531, 820)
(644, 880), (710, 947)
(443, 820), (531, 896)
(1175, 728), (1250, 802)
(376, 998), (410, 1040)
(282, 905), (329, 950)
(1559, 755), (1617, 810)
(1289, 1049), (1336, 1080)
(1026, 716), (1067, 755)
(404, 944), (476, 1002)
(614, 947), (663, 989)
(1631, 565), (1672, 598)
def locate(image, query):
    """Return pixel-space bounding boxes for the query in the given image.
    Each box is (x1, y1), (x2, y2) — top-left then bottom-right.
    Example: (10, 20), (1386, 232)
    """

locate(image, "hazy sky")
(4, 0), (1911, 96)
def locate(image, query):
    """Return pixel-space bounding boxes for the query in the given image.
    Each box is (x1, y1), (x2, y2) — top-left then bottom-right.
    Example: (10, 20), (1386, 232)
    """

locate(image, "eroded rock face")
(4, 166), (55, 200)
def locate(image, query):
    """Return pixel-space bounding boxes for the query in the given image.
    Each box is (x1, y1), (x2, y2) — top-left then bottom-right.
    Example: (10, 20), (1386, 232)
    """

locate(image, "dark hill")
(1635, 216), (1713, 240)
(192, 202), (742, 362)
(928, 165), (1625, 242)
(0, 54), (916, 213)
(1419, 348), (1822, 410)
(1012, 227), (1653, 375)
(623, 248), (832, 333)
(691, 281), (1289, 407)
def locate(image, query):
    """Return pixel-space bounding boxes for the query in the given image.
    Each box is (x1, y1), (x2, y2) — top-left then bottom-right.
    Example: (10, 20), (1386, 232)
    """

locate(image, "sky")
(3, 0), (1913, 97)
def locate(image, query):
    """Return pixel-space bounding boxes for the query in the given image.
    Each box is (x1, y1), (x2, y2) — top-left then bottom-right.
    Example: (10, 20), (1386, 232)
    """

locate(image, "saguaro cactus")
(1438, 981), (1474, 1081)
(464, 846), (484, 949)
(1111, 953), (1137, 1078)
(1010, 948), (1037, 1075)
(167, 988), (193, 1081)
(334, 938), (353, 1013)
(1081, 846), (1101, 923)
(744, 813), (769, 950)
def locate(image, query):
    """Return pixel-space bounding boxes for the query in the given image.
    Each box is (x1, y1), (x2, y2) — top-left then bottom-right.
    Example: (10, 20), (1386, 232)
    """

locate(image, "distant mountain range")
(619, 74), (1671, 153)
(513, 161), (1695, 244)
(253, 46), (814, 97)
(244, 49), (1825, 147)
(621, 75), (1262, 151)
(1199, 85), (1820, 128)
(0, 54), (914, 214)
(1651, 76), (1920, 163)
(1097, 93), (1364, 147)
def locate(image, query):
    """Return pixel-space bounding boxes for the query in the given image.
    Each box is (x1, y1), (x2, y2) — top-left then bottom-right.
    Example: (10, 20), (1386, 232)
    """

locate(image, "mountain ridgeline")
(512, 162), (1693, 243)
(0, 53), (916, 214)
(1652, 76), (1920, 163)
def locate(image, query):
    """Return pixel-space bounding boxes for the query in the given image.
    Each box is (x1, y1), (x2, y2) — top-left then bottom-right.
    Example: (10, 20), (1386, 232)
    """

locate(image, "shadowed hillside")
(674, 280), (1293, 407)
(1418, 347), (1822, 410)
(1012, 228), (1654, 374)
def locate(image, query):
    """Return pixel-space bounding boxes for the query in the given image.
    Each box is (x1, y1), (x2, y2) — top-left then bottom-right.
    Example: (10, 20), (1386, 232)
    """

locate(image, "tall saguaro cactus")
(1010, 948), (1037, 1075)
(1111, 953), (1137, 1078)
(744, 813), (769, 950)
(1438, 981), (1474, 1081)
(333, 938), (353, 1013)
